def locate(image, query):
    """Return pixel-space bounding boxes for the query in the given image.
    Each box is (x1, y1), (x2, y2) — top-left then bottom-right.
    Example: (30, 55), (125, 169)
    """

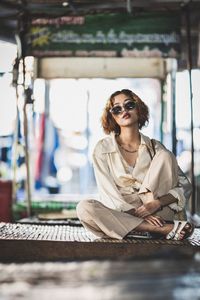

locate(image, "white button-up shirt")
(92, 132), (192, 212)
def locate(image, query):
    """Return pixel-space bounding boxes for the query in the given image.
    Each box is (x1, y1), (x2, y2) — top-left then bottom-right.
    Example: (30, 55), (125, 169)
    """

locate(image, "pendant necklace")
(118, 143), (138, 153)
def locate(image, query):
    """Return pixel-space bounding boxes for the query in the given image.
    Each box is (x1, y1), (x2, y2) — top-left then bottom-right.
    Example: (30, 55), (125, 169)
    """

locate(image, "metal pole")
(11, 87), (19, 205)
(22, 57), (32, 217)
(185, 4), (196, 215)
(171, 64), (177, 157)
(18, 4), (32, 217)
(160, 80), (164, 144)
(11, 57), (20, 206)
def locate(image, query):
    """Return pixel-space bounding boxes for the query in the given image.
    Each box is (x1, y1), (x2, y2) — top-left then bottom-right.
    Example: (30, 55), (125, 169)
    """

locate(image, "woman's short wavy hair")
(101, 89), (149, 135)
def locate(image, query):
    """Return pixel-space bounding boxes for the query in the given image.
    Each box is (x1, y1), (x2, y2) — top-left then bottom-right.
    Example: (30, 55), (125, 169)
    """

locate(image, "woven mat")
(0, 222), (199, 246)
(0, 222), (199, 261)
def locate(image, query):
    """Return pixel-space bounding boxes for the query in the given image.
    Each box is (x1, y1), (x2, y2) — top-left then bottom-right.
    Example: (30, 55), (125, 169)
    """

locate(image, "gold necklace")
(118, 143), (138, 153)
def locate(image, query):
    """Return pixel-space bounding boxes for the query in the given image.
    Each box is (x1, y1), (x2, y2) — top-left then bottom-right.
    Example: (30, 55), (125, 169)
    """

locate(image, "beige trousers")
(76, 198), (175, 239)
(76, 150), (182, 239)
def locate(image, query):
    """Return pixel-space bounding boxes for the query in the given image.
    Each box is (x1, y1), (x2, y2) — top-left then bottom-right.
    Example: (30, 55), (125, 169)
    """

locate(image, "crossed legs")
(77, 199), (192, 240)
(76, 199), (171, 239)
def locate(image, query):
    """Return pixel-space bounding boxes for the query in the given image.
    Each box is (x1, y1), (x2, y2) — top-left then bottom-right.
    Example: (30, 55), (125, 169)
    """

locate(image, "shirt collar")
(101, 131), (152, 154)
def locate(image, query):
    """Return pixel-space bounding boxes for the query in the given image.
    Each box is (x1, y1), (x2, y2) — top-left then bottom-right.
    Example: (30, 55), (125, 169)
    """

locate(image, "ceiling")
(0, 0), (200, 43)
(0, 0), (200, 69)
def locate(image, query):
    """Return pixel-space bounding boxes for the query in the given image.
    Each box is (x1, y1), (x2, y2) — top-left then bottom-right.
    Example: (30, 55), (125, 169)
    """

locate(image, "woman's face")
(111, 93), (138, 128)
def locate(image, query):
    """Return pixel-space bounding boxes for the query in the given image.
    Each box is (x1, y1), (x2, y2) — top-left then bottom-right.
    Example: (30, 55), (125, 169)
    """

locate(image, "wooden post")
(22, 57), (32, 217)
(185, 4), (196, 215)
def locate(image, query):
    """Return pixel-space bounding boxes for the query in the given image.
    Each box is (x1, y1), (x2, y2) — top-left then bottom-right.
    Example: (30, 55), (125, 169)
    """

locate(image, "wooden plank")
(0, 222), (199, 261)
(37, 57), (166, 79)
(0, 238), (196, 262)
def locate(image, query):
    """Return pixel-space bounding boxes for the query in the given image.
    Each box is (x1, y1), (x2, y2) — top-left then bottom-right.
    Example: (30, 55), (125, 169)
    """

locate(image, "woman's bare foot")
(129, 220), (193, 240)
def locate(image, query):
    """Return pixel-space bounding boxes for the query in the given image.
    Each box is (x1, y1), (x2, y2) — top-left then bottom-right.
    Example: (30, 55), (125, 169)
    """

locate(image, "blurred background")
(0, 0), (200, 223)
(0, 3), (200, 299)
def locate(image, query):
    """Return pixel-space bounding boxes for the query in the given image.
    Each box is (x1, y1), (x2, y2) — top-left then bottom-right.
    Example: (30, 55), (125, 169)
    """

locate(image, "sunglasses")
(110, 100), (136, 115)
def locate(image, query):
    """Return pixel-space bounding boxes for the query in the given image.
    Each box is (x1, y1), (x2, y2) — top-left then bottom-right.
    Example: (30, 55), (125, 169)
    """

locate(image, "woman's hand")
(125, 206), (165, 227)
(134, 200), (161, 218)
(144, 215), (165, 227)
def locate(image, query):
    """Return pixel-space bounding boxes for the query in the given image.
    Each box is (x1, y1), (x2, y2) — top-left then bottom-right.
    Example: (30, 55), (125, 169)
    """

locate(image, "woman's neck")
(117, 127), (140, 146)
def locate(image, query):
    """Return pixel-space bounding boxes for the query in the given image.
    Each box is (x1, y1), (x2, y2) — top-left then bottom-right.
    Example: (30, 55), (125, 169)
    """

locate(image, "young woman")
(77, 89), (194, 240)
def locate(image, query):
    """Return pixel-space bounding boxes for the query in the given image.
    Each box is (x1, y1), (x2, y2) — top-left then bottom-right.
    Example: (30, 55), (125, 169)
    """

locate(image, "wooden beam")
(37, 57), (166, 79)
(0, 239), (196, 262)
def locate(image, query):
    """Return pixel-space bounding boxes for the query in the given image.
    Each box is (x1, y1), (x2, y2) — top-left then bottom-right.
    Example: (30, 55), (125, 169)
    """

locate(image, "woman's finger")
(145, 216), (163, 227)
(145, 217), (160, 227)
(155, 216), (166, 225)
(145, 218), (155, 226)
(154, 216), (164, 226)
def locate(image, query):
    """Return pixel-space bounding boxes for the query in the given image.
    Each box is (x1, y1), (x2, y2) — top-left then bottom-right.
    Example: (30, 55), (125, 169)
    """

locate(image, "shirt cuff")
(168, 188), (186, 212)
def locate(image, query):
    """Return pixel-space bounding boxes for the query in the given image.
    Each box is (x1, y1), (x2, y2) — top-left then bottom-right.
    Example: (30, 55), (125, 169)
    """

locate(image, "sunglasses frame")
(109, 99), (137, 115)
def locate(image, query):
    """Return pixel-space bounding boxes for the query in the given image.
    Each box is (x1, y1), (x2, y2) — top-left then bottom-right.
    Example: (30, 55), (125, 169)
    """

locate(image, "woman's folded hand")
(134, 199), (162, 218)
(144, 215), (165, 227)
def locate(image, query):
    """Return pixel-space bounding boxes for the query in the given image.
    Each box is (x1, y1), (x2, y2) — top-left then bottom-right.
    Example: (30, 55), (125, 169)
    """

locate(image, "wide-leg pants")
(76, 150), (183, 239)
(76, 198), (175, 239)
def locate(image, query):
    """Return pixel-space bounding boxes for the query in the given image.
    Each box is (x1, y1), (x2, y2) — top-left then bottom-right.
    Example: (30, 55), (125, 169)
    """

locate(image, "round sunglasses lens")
(124, 101), (136, 110)
(111, 106), (122, 115)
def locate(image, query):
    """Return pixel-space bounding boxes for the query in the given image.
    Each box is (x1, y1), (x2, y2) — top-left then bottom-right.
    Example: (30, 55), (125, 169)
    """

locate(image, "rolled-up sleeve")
(93, 153), (134, 212)
(168, 167), (192, 212)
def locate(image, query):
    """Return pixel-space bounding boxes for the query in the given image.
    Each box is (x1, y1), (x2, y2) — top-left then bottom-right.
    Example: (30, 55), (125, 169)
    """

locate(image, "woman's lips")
(122, 112), (131, 119)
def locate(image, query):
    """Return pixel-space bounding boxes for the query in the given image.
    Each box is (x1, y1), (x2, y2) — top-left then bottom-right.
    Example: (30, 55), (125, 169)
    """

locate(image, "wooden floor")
(0, 222), (199, 261)
(1, 259), (200, 300)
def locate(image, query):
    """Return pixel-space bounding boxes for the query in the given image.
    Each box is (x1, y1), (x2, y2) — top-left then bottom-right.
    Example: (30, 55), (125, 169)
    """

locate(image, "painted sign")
(26, 13), (181, 58)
